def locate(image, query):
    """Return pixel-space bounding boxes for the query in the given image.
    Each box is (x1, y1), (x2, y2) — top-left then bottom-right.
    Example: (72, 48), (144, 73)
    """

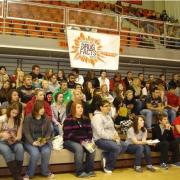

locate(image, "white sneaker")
(48, 173), (55, 179)
(103, 168), (112, 174)
(23, 175), (30, 180)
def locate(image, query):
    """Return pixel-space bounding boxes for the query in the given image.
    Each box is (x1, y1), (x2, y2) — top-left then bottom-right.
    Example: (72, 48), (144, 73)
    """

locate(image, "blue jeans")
(126, 144), (152, 166)
(140, 109), (168, 129)
(95, 139), (127, 170)
(64, 140), (95, 176)
(0, 141), (24, 162)
(166, 109), (177, 124)
(24, 143), (51, 177)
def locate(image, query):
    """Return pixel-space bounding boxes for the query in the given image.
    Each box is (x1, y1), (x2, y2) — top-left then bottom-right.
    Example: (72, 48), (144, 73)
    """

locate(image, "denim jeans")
(140, 109), (168, 129)
(0, 141), (24, 162)
(95, 139), (127, 170)
(64, 140), (95, 176)
(166, 109), (177, 124)
(24, 143), (51, 177)
(126, 144), (152, 166)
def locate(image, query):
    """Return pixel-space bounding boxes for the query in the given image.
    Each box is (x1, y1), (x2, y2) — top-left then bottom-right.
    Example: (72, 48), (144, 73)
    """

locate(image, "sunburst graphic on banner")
(71, 32), (118, 66)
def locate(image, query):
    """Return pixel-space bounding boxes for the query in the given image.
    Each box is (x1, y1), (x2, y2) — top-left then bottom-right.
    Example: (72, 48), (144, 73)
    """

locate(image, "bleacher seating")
(0, 133), (172, 176)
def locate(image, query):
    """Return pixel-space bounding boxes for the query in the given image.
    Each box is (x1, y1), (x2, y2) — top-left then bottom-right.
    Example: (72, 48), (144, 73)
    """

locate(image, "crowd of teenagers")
(0, 65), (180, 180)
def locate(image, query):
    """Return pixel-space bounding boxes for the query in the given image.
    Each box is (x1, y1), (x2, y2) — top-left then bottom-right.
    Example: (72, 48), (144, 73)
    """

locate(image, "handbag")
(52, 135), (63, 151)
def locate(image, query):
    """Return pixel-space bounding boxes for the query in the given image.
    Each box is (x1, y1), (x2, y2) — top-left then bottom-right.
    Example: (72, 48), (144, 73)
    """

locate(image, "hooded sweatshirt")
(91, 110), (118, 141)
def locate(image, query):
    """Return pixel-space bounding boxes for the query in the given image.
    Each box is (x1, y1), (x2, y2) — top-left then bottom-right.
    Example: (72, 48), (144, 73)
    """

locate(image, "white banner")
(67, 29), (120, 70)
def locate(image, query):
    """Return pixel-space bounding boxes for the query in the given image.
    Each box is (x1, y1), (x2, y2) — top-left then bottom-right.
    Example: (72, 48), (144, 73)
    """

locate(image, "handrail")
(6, 0), (66, 24)
(66, 7), (119, 31)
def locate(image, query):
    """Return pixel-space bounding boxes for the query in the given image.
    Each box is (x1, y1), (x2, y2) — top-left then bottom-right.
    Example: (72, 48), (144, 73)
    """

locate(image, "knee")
(111, 145), (121, 154)
(14, 144), (24, 154)
(147, 110), (153, 116)
(30, 150), (40, 160)
(144, 145), (151, 153)
(74, 144), (84, 155)
(41, 147), (51, 156)
(0, 145), (14, 162)
(136, 145), (144, 154)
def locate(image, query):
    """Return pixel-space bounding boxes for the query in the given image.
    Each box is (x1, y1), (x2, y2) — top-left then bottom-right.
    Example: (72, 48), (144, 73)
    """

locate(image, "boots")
(16, 160), (23, 175)
(7, 161), (22, 180)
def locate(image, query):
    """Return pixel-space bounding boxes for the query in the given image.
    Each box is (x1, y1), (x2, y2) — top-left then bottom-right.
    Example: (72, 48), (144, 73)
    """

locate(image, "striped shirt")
(63, 116), (92, 143)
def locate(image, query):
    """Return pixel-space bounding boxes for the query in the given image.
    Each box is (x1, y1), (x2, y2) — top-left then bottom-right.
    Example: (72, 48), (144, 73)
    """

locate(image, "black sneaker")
(77, 172), (89, 178)
(160, 163), (168, 170)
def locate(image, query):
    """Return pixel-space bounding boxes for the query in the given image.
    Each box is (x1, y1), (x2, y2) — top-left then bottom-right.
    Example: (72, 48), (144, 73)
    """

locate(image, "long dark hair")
(132, 115), (146, 134)
(7, 89), (19, 103)
(32, 100), (44, 118)
(6, 102), (22, 127)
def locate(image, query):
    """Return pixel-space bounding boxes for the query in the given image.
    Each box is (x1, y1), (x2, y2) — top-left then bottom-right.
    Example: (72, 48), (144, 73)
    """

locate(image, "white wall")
(154, 0), (165, 13)
(164, 0), (180, 22)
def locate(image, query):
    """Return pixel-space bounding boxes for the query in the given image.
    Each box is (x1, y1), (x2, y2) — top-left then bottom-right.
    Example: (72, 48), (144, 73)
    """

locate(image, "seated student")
(63, 102), (95, 178)
(66, 89), (90, 118)
(25, 88), (52, 120)
(23, 100), (54, 180)
(124, 90), (138, 116)
(173, 109), (180, 141)
(0, 80), (12, 105)
(166, 85), (179, 124)
(67, 73), (77, 89)
(0, 89), (22, 115)
(91, 100), (127, 174)
(0, 103), (24, 180)
(126, 115), (156, 173)
(48, 74), (60, 93)
(17, 74), (34, 105)
(51, 92), (66, 136)
(72, 68), (84, 86)
(52, 80), (72, 105)
(141, 87), (167, 130)
(152, 114), (180, 169)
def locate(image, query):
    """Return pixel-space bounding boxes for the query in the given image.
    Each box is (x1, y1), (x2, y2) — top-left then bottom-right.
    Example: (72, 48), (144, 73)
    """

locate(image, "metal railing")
(0, 0), (180, 50)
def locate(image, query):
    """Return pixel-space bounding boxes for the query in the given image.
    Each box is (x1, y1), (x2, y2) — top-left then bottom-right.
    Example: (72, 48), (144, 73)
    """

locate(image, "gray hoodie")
(91, 110), (118, 141)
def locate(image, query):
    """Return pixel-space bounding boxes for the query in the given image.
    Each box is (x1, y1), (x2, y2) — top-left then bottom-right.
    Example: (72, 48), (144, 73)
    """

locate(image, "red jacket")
(25, 96), (52, 120)
(110, 79), (125, 92)
(166, 92), (179, 108)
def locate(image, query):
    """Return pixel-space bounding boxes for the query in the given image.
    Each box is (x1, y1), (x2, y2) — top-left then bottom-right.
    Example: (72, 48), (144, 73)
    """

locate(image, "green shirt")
(52, 88), (72, 105)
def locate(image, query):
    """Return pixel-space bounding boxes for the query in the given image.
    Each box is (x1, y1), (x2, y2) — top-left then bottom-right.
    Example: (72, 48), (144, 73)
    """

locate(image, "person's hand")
(142, 140), (147, 145)
(165, 123), (171, 130)
(113, 134), (120, 141)
(33, 141), (41, 146)
(1, 131), (11, 140)
(56, 122), (61, 126)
